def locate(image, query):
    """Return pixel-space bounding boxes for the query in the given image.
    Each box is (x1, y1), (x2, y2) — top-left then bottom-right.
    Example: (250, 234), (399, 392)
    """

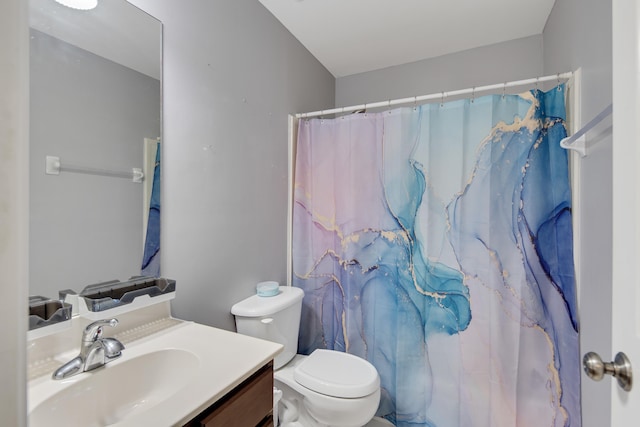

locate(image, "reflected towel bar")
(45, 155), (144, 183)
(560, 103), (613, 157)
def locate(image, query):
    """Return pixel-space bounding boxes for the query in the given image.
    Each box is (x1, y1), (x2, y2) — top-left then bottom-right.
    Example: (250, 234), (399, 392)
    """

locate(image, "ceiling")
(29, 0), (161, 79)
(258, 0), (557, 78)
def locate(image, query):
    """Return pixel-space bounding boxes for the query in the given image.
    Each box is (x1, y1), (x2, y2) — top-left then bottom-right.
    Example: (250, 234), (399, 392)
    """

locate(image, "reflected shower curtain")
(292, 85), (580, 427)
(142, 142), (161, 277)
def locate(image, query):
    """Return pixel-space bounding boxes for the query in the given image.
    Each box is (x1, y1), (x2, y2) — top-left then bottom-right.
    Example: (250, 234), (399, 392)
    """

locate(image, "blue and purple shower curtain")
(292, 85), (580, 427)
(142, 141), (161, 277)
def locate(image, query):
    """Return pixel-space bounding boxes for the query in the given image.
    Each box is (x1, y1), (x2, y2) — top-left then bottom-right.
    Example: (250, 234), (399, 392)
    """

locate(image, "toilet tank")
(231, 286), (304, 369)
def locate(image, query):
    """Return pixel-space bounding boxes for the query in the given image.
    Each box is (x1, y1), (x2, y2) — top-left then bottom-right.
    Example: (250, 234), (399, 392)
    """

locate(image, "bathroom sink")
(29, 349), (199, 427)
(28, 320), (282, 426)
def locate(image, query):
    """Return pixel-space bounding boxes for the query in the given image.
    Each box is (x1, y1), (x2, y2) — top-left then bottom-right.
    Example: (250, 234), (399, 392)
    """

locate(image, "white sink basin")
(28, 321), (282, 427)
(30, 349), (199, 427)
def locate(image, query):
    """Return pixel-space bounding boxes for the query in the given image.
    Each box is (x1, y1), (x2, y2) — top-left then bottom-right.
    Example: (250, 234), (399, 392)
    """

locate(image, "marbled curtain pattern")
(142, 141), (161, 277)
(292, 85), (580, 427)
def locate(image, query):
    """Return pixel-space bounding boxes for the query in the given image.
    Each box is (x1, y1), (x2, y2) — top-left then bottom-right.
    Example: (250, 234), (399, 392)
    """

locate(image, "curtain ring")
(502, 82), (506, 99)
(364, 103), (368, 117)
(440, 92), (445, 107)
(557, 73), (562, 91)
(388, 99), (392, 114)
(341, 106), (345, 119)
(471, 87), (475, 103)
(413, 96), (417, 111)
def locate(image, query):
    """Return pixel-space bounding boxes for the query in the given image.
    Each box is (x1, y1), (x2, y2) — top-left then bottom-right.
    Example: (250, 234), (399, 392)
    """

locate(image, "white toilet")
(231, 286), (386, 427)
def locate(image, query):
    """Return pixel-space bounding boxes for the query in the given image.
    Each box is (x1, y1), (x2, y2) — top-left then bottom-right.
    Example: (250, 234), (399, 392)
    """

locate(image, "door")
(610, 0), (640, 424)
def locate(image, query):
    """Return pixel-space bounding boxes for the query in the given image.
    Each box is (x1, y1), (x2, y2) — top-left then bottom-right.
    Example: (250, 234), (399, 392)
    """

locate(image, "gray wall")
(544, 0), (613, 426)
(0, 0), (28, 424)
(128, 0), (335, 330)
(29, 29), (160, 299)
(336, 35), (544, 107)
(0, 0), (616, 424)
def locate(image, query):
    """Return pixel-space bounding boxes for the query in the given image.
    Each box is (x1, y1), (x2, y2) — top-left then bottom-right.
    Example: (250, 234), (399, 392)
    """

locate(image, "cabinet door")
(197, 361), (274, 427)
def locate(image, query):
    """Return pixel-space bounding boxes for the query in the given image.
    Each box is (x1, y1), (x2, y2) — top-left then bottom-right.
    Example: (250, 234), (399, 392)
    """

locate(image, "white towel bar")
(560, 104), (612, 157)
(45, 155), (144, 183)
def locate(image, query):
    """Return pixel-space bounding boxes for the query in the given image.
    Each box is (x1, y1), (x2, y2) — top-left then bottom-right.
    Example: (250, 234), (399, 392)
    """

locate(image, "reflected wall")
(29, 29), (160, 299)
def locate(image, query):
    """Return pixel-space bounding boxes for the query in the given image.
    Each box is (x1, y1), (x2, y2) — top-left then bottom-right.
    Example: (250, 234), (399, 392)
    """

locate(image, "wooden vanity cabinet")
(184, 361), (274, 427)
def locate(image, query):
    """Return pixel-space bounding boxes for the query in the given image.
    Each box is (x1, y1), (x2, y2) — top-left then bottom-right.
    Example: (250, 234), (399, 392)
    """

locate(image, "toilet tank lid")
(231, 286), (304, 317)
(294, 349), (380, 398)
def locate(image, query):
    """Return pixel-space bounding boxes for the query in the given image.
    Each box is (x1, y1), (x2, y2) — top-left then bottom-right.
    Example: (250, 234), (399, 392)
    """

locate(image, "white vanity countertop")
(28, 319), (283, 427)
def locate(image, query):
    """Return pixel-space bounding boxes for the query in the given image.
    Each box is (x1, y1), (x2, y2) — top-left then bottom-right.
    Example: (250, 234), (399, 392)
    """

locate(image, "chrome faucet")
(52, 318), (125, 380)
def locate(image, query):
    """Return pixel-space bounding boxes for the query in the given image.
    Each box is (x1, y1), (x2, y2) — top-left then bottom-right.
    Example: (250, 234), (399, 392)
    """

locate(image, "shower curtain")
(292, 85), (580, 427)
(142, 141), (161, 277)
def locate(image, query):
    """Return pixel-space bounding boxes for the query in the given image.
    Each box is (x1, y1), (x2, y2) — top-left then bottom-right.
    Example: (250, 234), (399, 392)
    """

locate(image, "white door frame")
(611, 0), (640, 423)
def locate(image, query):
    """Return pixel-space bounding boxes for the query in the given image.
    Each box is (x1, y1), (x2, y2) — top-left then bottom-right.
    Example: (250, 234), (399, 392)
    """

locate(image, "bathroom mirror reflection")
(28, 0), (162, 301)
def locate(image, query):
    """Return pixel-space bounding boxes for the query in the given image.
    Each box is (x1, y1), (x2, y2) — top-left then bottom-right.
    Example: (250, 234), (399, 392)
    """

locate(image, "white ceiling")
(29, 0), (161, 79)
(259, 0), (557, 78)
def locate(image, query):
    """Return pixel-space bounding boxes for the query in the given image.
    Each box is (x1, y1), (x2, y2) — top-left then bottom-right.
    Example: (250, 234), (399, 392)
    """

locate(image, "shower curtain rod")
(295, 71), (573, 119)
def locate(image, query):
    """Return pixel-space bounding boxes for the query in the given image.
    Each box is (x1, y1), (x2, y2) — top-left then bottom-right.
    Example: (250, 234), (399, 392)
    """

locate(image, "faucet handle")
(83, 318), (118, 343)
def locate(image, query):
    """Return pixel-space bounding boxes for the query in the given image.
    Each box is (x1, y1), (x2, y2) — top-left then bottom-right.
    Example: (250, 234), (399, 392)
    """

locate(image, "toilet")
(231, 286), (388, 427)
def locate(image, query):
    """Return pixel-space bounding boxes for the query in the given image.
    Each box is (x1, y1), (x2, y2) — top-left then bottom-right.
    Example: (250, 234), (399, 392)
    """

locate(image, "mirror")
(28, 0), (162, 301)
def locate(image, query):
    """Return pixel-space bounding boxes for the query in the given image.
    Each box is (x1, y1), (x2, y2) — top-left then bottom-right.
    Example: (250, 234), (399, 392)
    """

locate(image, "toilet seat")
(294, 349), (380, 398)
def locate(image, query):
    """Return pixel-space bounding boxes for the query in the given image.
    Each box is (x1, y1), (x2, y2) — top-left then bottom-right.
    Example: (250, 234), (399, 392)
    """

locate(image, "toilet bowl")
(275, 352), (380, 426)
(231, 286), (381, 427)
